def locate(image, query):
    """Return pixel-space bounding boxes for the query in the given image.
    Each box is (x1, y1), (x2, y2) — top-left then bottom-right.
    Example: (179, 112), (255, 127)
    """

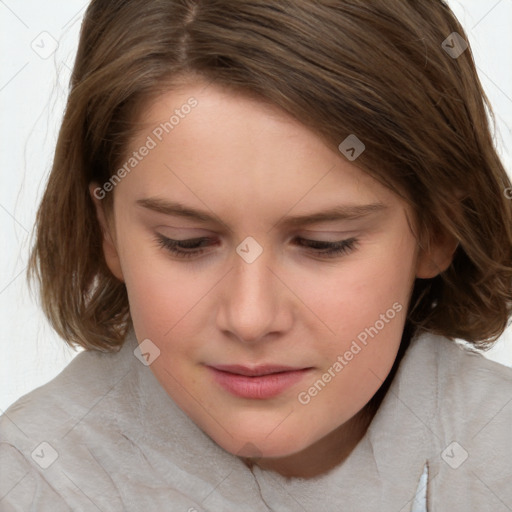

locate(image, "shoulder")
(405, 332), (512, 509)
(0, 442), (70, 510)
(406, 331), (512, 429)
(0, 340), (132, 448)
(373, 329), (512, 448)
(395, 330), (512, 419)
(412, 331), (512, 405)
(0, 339), (137, 510)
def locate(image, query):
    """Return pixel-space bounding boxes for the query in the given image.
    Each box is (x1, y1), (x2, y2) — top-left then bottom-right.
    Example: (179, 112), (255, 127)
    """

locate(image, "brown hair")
(28, 0), (512, 351)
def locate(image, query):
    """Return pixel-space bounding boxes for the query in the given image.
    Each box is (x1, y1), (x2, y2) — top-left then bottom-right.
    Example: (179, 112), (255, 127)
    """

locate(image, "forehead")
(115, 82), (406, 225)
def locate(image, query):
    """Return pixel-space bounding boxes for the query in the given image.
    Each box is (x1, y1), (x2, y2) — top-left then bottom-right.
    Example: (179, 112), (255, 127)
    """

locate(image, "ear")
(415, 225), (459, 279)
(89, 183), (125, 282)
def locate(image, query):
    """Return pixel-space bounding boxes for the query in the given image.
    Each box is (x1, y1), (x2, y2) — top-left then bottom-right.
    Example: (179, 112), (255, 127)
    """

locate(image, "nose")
(216, 242), (291, 344)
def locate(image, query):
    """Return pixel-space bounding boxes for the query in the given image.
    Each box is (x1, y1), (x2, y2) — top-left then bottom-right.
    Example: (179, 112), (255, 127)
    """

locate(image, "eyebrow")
(135, 197), (387, 228)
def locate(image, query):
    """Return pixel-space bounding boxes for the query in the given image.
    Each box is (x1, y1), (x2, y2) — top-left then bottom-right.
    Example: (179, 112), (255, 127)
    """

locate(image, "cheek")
(285, 236), (416, 339)
(118, 241), (201, 340)
(291, 236), (414, 413)
(123, 259), (206, 405)
(297, 302), (406, 441)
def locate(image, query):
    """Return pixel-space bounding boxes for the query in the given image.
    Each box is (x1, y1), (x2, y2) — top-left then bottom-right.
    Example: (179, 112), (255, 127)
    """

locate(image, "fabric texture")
(1, 328), (511, 511)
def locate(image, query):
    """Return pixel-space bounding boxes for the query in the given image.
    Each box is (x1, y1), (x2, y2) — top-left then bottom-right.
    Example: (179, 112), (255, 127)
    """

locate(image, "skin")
(90, 80), (456, 478)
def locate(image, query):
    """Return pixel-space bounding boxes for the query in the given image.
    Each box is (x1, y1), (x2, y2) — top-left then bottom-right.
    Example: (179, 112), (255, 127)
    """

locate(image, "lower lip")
(208, 367), (311, 399)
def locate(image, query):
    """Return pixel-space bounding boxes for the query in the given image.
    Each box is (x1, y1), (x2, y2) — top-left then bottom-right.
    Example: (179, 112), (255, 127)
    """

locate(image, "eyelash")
(155, 235), (358, 260)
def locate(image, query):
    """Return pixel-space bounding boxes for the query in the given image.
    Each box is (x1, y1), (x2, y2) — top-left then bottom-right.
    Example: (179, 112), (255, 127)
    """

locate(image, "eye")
(155, 235), (214, 259)
(293, 237), (358, 258)
(155, 234), (358, 260)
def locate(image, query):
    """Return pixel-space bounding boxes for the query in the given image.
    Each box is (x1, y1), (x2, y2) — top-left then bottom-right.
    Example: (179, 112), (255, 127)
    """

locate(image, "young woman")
(1, 1), (511, 510)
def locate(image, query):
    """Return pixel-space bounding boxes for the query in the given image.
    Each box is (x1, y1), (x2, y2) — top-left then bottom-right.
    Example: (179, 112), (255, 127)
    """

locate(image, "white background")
(1, 0), (511, 412)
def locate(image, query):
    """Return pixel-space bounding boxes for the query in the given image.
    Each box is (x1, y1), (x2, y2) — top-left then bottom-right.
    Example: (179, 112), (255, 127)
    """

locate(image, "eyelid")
(154, 233), (359, 261)
(156, 225), (214, 235)
(298, 229), (359, 237)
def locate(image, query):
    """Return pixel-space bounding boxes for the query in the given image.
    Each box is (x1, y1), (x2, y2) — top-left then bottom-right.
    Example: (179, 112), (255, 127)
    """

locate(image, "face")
(91, 80), (452, 475)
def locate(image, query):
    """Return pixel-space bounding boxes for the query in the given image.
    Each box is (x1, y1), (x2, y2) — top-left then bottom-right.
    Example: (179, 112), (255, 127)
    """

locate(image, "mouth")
(206, 364), (313, 399)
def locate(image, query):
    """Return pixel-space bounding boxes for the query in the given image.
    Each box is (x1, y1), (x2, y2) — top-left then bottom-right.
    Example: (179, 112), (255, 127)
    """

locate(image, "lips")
(211, 364), (304, 377)
(207, 364), (312, 399)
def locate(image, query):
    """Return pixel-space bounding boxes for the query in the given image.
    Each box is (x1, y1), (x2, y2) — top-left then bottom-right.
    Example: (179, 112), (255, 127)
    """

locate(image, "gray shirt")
(1, 329), (511, 511)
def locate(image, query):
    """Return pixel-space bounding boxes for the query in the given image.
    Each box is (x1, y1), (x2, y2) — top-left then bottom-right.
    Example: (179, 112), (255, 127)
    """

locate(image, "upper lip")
(208, 364), (310, 377)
